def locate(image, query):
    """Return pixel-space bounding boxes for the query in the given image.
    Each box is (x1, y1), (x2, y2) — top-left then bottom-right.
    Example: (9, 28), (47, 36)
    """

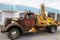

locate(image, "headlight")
(11, 21), (14, 23)
(11, 18), (18, 23)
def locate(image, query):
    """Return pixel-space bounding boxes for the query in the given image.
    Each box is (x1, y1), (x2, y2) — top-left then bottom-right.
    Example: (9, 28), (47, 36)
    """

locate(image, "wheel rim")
(51, 27), (55, 32)
(10, 30), (19, 39)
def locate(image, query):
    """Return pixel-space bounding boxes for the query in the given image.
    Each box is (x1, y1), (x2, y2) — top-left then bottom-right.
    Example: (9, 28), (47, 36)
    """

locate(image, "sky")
(0, 0), (60, 10)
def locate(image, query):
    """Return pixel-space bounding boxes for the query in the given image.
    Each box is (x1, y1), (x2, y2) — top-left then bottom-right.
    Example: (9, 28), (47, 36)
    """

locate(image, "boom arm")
(40, 3), (46, 19)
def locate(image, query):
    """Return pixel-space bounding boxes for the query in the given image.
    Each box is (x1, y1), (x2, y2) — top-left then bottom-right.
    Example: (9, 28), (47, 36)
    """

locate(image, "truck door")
(24, 13), (35, 28)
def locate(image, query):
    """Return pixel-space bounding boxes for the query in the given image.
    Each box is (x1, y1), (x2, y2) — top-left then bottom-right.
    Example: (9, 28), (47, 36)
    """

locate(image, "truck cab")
(19, 12), (35, 28)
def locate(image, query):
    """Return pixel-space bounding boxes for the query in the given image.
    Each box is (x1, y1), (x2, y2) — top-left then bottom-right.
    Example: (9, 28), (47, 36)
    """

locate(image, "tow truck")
(1, 3), (60, 39)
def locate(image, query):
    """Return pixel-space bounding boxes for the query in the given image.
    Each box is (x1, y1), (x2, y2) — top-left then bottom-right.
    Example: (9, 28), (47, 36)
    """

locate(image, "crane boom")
(40, 3), (46, 19)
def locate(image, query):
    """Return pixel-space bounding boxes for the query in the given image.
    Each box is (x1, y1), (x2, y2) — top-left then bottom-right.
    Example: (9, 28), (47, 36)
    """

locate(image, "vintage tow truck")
(1, 4), (60, 39)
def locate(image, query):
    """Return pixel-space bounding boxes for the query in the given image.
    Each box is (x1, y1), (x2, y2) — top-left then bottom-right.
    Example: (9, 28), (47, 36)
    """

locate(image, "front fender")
(1, 23), (23, 32)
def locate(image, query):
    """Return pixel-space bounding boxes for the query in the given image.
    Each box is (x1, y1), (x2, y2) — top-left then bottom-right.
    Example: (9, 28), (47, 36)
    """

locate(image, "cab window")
(19, 13), (25, 18)
(26, 14), (34, 19)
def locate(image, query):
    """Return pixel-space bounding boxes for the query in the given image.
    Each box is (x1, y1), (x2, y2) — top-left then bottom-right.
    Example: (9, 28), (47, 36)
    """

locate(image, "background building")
(0, 3), (60, 25)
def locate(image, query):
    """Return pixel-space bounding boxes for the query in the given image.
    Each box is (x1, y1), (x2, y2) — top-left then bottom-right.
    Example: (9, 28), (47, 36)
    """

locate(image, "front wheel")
(8, 28), (20, 39)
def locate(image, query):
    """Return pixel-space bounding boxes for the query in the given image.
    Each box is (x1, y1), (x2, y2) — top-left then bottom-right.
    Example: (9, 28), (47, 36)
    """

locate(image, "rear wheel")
(47, 26), (57, 33)
(8, 28), (20, 39)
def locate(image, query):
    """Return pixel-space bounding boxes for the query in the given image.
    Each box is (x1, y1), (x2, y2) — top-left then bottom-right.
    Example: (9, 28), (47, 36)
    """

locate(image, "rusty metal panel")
(5, 18), (12, 26)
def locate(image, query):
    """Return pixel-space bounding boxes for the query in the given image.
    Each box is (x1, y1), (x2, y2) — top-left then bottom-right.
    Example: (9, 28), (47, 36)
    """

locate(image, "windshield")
(19, 13), (25, 18)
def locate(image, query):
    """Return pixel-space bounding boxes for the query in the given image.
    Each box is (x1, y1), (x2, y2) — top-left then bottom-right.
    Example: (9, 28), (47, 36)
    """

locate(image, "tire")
(8, 28), (20, 39)
(47, 26), (57, 33)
